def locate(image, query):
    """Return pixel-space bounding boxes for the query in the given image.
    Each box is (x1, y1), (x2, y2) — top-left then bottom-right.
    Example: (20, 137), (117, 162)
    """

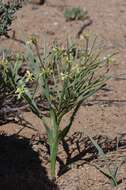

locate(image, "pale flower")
(26, 70), (34, 82)
(60, 72), (68, 81)
(16, 85), (25, 99)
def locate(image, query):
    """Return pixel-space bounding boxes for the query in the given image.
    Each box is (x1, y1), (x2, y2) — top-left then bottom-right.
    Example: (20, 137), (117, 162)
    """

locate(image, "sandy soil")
(0, 0), (126, 189)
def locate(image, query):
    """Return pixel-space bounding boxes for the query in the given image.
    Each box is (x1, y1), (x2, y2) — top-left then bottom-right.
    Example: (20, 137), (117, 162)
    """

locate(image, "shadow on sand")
(0, 134), (58, 190)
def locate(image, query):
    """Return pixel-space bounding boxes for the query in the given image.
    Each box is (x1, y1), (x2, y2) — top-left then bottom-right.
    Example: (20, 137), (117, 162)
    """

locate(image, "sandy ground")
(0, 0), (126, 189)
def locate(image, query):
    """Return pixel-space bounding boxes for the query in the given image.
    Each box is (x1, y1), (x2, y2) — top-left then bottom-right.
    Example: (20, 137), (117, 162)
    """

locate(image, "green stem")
(48, 109), (59, 178)
(50, 138), (58, 178)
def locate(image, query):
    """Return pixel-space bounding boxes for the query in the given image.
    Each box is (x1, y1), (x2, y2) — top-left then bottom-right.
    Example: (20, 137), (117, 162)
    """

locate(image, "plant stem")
(50, 138), (58, 179)
(48, 109), (59, 179)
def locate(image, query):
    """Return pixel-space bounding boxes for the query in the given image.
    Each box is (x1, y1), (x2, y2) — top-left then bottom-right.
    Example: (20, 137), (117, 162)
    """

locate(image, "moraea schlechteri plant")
(6, 35), (113, 179)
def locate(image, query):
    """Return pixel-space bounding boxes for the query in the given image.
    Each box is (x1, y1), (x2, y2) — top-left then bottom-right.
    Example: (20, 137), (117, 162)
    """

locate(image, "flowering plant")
(9, 35), (113, 178)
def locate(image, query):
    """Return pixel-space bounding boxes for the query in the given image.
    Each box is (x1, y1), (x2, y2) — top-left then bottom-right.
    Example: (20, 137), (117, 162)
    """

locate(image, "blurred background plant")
(2, 34), (114, 179)
(0, 0), (22, 37)
(0, 49), (24, 124)
(64, 7), (89, 21)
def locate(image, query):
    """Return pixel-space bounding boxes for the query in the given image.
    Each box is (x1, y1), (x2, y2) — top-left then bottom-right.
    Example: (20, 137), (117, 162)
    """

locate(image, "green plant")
(3, 35), (113, 179)
(0, 0), (22, 37)
(89, 136), (126, 187)
(64, 7), (88, 21)
(0, 52), (22, 90)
